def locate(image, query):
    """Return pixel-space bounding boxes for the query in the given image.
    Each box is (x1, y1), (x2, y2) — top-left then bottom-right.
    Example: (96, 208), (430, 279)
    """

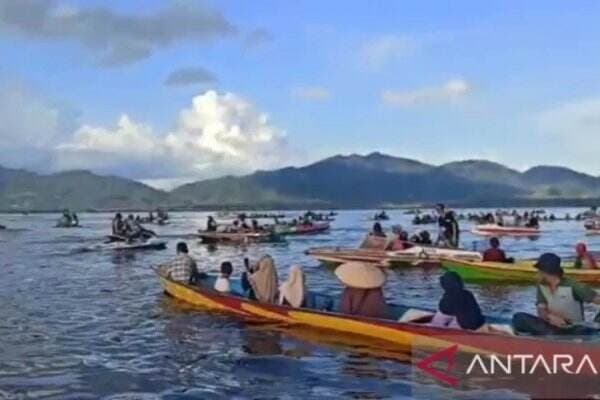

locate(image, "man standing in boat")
(435, 204), (460, 248)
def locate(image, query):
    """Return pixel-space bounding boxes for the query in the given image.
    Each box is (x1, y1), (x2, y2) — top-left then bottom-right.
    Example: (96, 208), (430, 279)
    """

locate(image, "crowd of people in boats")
(363, 204), (460, 249)
(56, 209), (79, 227)
(110, 213), (157, 241)
(159, 241), (600, 336)
(412, 207), (600, 226)
(204, 211), (334, 234)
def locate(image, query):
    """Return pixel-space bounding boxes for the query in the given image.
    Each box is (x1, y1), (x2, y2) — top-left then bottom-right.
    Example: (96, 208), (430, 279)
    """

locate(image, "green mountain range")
(2, 152), (600, 211)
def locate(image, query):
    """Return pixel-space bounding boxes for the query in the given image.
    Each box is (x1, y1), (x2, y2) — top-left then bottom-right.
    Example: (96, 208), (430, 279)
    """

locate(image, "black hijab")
(439, 271), (485, 330)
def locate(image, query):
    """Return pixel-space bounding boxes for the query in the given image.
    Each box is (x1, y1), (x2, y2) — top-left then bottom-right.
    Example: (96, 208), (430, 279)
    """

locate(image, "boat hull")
(472, 224), (540, 237)
(441, 258), (600, 284)
(306, 246), (481, 268)
(276, 222), (330, 236)
(156, 273), (600, 375)
(197, 231), (284, 244)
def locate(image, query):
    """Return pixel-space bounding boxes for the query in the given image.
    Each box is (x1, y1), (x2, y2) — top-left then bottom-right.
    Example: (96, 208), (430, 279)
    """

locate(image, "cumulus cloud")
(54, 91), (288, 181)
(165, 67), (217, 86)
(291, 86), (331, 101)
(0, 0), (236, 66)
(382, 79), (471, 107)
(360, 34), (417, 70)
(244, 28), (274, 49)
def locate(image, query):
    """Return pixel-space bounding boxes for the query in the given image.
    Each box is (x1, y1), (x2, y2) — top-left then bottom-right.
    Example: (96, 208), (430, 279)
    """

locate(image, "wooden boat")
(112, 240), (167, 251)
(472, 224), (541, 237)
(306, 246), (482, 268)
(105, 235), (166, 251)
(441, 257), (600, 284)
(156, 272), (600, 376)
(196, 230), (284, 244)
(275, 222), (330, 236)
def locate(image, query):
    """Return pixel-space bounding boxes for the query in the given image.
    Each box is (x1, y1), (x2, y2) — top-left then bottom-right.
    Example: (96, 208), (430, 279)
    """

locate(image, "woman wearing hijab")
(336, 262), (388, 319)
(429, 271), (485, 331)
(575, 243), (598, 269)
(278, 265), (306, 308)
(249, 255), (279, 303)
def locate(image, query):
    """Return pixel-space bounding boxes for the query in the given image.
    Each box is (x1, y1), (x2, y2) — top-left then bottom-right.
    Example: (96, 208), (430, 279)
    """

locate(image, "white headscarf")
(278, 265), (305, 308)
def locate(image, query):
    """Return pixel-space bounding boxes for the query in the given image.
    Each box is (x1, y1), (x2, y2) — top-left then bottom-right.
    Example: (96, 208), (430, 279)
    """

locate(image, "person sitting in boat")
(249, 255), (279, 303)
(206, 216), (218, 232)
(214, 261), (233, 293)
(159, 242), (200, 284)
(241, 257), (256, 299)
(429, 271), (486, 331)
(112, 213), (125, 236)
(418, 230), (432, 245)
(525, 214), (539, 229)
(59, 209), (72, 226)
(359, 222), (388, 250)
(575, 243), (598, 269)
(336, 262), (388, 319)
(278, 265), (306, 308)
(251, 219), (261, 232)
(386, 226), (411, 251)
(125, 214), (141, 237)
(513, 253), (600, 336)
(482, 237), (513, 263)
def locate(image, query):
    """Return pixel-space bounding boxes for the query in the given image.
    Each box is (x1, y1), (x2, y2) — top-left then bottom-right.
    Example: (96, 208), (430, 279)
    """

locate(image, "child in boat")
(429, 271), (485, 331)
(482, 237), (513, 263)
(359, 222), (388, 250)
(336, 262), (388, 319)
(278, 265), (306, 307)
(214, 261), (233, 293)
(574, 242), (598, 269)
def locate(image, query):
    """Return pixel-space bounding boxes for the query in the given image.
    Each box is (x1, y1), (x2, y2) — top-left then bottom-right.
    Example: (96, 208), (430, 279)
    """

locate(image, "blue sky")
(1, 0), (600, 187)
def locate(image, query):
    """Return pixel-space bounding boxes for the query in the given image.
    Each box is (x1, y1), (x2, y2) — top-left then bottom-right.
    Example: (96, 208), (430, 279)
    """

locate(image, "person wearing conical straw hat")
(335, 262), (388, 319)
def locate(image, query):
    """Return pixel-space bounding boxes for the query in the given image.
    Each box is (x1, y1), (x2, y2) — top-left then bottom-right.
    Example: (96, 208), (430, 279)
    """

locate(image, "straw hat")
(334, 261), (386, 289)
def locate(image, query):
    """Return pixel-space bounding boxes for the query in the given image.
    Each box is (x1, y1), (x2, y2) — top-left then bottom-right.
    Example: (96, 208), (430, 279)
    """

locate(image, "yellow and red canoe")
(156, 272), (600, 365)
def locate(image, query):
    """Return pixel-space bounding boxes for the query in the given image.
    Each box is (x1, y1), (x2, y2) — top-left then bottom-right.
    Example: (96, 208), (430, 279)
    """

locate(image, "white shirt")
(214, 276), (231, 293)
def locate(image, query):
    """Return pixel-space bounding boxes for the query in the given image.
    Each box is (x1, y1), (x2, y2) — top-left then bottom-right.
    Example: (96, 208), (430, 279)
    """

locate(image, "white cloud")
(291, 86), (331, 101)
(382, 79), (471, 107)
(360, 34), (417, 70)
(54, 90), (288, 181)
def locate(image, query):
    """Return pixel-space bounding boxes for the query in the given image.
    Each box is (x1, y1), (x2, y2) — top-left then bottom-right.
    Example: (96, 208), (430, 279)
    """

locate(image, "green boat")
(441, 258), (600, 284)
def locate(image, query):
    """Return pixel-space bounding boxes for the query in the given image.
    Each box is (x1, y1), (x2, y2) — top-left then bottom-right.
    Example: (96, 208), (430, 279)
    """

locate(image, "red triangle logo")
(416, 344), (460, 387)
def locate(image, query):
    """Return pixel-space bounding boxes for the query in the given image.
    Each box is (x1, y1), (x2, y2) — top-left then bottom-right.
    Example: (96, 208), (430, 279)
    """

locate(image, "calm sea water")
(0, 208), (598, 399)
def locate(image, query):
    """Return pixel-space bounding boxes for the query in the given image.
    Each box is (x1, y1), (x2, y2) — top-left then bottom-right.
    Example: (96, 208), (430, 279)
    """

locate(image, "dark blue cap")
(534, 253), (563, 277)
